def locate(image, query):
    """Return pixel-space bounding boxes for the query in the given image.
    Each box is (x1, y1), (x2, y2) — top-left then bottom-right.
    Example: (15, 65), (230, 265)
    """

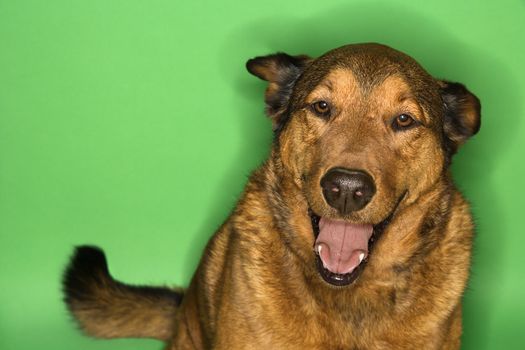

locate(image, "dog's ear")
(439, 80), (481, 153)
(246, 53), (311, 130)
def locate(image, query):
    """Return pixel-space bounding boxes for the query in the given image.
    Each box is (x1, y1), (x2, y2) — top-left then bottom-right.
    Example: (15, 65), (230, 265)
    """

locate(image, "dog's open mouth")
(309, 200), (399, 287)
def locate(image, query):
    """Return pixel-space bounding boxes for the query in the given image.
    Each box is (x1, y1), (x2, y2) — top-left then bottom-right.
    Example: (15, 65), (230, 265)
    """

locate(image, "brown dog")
(63, 43), (480, 349)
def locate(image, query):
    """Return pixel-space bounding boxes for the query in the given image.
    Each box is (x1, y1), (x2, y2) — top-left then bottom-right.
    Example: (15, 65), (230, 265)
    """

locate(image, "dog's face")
(247, 44), (480, 287)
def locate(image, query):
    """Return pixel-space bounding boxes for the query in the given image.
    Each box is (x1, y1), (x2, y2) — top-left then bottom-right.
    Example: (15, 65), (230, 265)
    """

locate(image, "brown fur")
(63, 43), (480, 349)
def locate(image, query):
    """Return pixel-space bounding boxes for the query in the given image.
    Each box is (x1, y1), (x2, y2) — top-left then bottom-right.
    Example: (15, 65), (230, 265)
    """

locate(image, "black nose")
(320, 168), (376, 215)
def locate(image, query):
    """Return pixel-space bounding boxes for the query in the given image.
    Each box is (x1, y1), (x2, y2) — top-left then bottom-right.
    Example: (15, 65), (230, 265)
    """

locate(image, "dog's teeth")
(317, 244), (322, 255)
(359, 253), (365, 263)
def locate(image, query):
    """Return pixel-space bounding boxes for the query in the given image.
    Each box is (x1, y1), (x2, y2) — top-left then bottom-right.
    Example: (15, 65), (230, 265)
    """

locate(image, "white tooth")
(317, 244), (323, 255)
(359, 253), (365, 263)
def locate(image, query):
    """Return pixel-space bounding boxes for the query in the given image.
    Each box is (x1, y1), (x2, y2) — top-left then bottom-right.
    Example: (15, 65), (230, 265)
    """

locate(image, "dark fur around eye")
(311, 101), (331, 118)
(391, 114), (419, 131)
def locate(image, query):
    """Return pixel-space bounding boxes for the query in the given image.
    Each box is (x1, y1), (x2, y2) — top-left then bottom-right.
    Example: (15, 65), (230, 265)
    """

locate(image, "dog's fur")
(63, 43), (480, 349)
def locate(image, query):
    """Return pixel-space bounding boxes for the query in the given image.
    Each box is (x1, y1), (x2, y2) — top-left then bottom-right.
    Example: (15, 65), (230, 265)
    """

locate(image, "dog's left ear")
(246, 53), (311, 130)
(439, 80), (481, 153)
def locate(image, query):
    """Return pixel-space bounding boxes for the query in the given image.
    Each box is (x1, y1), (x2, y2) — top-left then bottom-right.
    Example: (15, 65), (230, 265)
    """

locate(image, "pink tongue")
(315, 218), (373, 274)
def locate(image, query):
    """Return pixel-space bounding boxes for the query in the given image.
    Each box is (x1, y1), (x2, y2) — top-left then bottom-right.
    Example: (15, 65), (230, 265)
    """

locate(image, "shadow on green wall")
(183, 2), (521, 349)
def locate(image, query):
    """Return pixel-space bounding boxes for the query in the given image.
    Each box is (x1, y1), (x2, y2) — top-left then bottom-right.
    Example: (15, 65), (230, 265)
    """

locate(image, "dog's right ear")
(246, 53), (311, 130)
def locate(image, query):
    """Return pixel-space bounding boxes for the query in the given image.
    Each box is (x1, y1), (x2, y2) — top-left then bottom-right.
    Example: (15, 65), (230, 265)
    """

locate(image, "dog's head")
(247, 44), (480, 287)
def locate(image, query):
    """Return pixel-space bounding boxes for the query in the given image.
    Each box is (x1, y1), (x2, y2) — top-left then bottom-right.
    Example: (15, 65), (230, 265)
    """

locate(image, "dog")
(63, 43), (481, 349)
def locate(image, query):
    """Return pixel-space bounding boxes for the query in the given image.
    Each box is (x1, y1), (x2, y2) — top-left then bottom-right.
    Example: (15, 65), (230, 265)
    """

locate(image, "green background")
(1, 0), (524, 349)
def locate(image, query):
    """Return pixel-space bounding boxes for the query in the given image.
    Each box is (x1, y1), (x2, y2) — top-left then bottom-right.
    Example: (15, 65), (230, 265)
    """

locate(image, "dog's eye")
(392, 114), (417, 131)
(311, 101), (331, 118)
